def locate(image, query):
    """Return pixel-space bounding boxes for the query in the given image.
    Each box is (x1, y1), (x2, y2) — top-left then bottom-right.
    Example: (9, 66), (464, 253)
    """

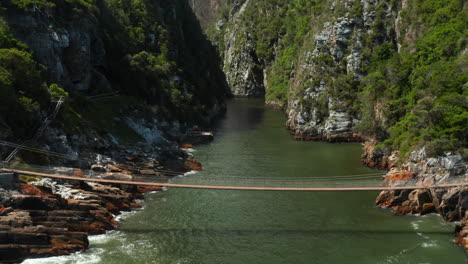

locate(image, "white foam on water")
(416, 232), (430, 239)
(410, 220), (423, 230)
(184, 170), (198, 176)
(115, 200), (145, 222)
(378, 248), (410, 264)
(22, 248), (104, 264)
(118, 238), (156, 258)
(88, 230), (123, 245)
(89, 233), (110, 244)
(115, 210), (138, 222)
(421, 241), (438, 248)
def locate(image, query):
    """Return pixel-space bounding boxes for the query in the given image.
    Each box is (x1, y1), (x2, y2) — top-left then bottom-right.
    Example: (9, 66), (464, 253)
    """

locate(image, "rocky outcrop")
(189, 0), (227, 32)
(0, 0), (229, 166)
(3, 9), (109, 93)
(456, 211), (468, 251)
(221, 0), (265, 97)
(368, 146), (468, 250)
(286, 0), (396, 140)
(361, 141), (398, 169)
(0, 139), (206, 263)
(0, 179), (144, 263)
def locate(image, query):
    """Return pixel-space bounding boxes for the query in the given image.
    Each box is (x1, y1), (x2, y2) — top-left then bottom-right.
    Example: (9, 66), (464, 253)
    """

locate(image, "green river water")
(25, 99), (466, 264)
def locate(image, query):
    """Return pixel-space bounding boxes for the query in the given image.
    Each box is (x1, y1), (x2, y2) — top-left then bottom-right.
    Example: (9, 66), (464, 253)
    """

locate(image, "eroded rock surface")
(0, 179), (144, 263)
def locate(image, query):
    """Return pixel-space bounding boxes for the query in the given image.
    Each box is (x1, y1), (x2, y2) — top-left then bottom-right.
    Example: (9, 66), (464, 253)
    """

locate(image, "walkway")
(2, 167), (467, 192)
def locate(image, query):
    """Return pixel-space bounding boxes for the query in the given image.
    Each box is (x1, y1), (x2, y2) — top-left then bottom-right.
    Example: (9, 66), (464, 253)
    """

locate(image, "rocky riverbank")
(0, 179), (143, 263)
(0, 144), (202, 263)
(362, 141), (468, 252)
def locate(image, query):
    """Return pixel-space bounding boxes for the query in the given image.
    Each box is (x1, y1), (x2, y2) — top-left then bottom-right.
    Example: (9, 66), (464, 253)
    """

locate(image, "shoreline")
(0, 145), (202, 263)
(1, 127), (466, 262)
(289, 131), (467, 253)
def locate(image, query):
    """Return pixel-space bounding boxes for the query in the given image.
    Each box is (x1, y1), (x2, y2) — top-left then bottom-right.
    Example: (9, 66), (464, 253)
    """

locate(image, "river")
(25, 99), (465, 263)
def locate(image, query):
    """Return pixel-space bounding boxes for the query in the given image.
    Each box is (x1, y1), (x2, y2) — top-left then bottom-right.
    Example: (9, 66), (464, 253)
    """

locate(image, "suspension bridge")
(0, 140), (467, 191)
(1, 163), (467, 192)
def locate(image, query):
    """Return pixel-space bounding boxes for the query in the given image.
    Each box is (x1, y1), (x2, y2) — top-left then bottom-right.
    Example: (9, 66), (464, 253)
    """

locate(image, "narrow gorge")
(0, 0), (466, 263)
(190, 0), (468, 251)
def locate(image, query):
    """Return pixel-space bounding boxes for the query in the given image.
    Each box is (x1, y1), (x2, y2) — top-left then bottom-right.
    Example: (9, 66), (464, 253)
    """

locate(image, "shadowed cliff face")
(2, 0), (229, 102)
(0, 0), (233, 176)
(0, 0), (231, 163)
(4, 10), (107, 93)
(191, 0), (267, 98)
(189, 0), (226, 31)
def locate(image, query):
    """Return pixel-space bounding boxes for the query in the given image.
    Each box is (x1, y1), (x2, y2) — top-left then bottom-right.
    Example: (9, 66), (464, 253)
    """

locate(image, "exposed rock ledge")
(363, 142), (468, 252)
(0, 178), (154, 263)
(0, 130), (209, 263)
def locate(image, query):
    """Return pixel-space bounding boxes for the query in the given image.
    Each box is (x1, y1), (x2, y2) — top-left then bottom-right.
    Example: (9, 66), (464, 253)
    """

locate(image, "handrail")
(3, 168), (467, 192)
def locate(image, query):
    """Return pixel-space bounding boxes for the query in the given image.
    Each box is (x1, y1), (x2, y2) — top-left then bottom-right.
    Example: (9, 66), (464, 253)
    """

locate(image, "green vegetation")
(0, 0), (465, 162)
(11, 0), (55, 10)
(216, 0), (324, 106)
(61, 95), (144, 144)
(357, 0), (467, 158)
(100, 0), (227, 122)
(0, 0), (228, 146)
(48, 84), (68, 99)
(215, 0), (465, 158)
(0, 17), (49, 137)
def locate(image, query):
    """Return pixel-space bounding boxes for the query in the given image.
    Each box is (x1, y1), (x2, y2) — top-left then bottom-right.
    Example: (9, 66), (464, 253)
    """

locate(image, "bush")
(48, 83), (68, 99)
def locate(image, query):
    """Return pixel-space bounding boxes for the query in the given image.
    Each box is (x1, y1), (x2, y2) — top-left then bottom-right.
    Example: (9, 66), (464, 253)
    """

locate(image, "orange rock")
(184, 158), (203, 171)
(72, 169), (85, 177)
(106, 165), (123, 173)
(180, 144), (193, 149)
(0, 204), (5, 215)
(421, 203), (435, 215)
(130, 201), (142, 208)
(138, 185), (163, 193)
(389, 171), (414, 181)
(119, 203), (130, 211)
(19, 184), (55, 198)
(104, 203), (120, 214)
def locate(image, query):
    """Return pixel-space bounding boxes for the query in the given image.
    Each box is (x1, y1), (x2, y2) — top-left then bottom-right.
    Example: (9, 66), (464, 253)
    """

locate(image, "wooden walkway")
(2, 168), (468, 192)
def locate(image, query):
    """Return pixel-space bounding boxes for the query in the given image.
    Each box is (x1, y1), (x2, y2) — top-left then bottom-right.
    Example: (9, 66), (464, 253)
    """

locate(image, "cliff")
(193, 0), (466, 147)
(0, 0), (230, 166)
(0, 2), (229, 260)
(191, 0), (468, 250)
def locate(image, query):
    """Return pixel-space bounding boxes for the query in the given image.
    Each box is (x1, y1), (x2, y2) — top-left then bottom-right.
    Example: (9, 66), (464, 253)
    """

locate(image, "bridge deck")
(3, 168), (468, 192)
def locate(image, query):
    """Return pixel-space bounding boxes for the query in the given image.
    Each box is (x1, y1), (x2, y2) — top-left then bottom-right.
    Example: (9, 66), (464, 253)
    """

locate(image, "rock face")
(189, 0), (227, 32)
(221, 0), (265, 97)
(192, 0), (398, 136)
(456, 211), (468, 250)
(4, 10), (109, 93)
(0, 179), (144, 263)
(189, 0), (468, 252)
(0, 0), (229, 170)
(286, 0), (396, 141)
(0, 137), (205, 262)
(366, 145), (468, 251)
